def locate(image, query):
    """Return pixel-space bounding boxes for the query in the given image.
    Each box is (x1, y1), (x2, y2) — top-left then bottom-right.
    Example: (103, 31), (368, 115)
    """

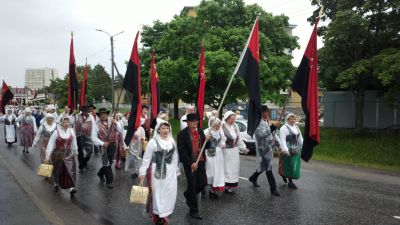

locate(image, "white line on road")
(394, 216), (400, 220)
(239, 176), (249, 181)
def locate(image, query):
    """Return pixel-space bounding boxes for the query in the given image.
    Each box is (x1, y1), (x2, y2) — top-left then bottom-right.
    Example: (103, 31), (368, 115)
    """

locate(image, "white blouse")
(45, 128), (78, 160)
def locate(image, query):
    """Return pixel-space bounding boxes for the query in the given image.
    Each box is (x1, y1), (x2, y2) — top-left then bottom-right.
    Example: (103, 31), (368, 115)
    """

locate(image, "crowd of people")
(0, 103), (304, 225)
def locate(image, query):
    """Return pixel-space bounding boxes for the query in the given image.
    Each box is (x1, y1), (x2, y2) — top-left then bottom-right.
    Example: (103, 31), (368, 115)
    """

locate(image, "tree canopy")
(310, 0), (400, 129)
(140, 0), (298, 117)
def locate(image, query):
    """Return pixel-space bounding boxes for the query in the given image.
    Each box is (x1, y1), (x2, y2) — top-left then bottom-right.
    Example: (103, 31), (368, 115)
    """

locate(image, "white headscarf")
(210, 118), (222, 131)
(24, 107), (32, 114)
(285, 113), (297, 126)
(153, 120), (174, 150)
(222, 110), (235, 123)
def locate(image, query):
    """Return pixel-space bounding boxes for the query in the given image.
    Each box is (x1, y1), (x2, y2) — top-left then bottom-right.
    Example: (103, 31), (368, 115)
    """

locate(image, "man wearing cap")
(249, 105), (281, 196)
(177, 113), (210, 220)
(88, 104), (100, 154)
(75, 105), (96, 173)
(91, 108), (126, 189)
(180, 105), (195, 130)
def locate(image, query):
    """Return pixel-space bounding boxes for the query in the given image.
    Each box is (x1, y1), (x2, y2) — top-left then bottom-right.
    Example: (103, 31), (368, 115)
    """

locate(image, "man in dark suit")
(177, 113), (210, 220)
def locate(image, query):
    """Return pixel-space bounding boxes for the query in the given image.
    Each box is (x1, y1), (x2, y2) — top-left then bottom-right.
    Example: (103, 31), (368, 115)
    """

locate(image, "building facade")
(25, 68), (58, 90)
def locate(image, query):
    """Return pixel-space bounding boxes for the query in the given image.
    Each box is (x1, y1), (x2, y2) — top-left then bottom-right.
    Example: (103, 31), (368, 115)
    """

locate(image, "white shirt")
(45, 128), (78, 160)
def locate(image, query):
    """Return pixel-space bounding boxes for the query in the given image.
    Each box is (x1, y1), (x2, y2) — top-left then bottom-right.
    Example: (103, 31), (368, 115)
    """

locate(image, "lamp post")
(96, 29), (124, 112)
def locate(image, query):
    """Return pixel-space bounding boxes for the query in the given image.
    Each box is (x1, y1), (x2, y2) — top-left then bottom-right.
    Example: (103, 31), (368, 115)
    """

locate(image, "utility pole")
(96, 29), (124, 112)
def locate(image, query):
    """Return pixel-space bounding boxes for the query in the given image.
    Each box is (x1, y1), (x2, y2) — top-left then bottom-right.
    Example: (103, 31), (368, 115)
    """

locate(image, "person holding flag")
(75, 106), (95, 173)
(177, 113), (210, 220)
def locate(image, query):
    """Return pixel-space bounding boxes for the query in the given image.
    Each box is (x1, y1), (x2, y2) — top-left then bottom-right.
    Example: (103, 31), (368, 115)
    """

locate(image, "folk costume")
(2, 108), (17, 146)
(125, 126), (146, 177)
(177, 113), (208, 220)
(139, 121), (180, 225)
(221, 111), (246, 192)
(16, 108), (37, 153)
(279, 113), (303, 189)
(75, 106), (95, 172)
(45, 118), (78, 195)
(204, 118), (226, 197)
(33, 114), (57, 163)
(91, 108), (125, 188)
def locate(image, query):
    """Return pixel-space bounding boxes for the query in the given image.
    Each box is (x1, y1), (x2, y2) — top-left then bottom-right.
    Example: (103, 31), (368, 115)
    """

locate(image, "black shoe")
(97, 174), (105, 183)
(22, 149), (25, 153)
(282, 176), (288, 183)
(26, 150), (29, 153)
(271, 190), (281, 196)
(130, 173), (138, 179)
(70, 189), (77, 196)
(209, 191), (219, 200)
(249, 176), (260, 187)
(189, 212), (203, 220)
(53, 186), (59, 192)
(224, 188), (234, 194)
(288, 182), (297, 189)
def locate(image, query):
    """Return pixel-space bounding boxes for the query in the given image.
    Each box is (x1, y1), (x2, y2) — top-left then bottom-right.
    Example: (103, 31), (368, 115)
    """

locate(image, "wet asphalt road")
(0, 128), (400, 225)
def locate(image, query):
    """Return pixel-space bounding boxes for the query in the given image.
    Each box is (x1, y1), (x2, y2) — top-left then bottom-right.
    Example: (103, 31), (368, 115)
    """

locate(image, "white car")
(235, 120), (256, 154)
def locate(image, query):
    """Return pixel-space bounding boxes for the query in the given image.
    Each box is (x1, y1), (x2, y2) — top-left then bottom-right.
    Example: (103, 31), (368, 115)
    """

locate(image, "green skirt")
(282, 149), (301, 179)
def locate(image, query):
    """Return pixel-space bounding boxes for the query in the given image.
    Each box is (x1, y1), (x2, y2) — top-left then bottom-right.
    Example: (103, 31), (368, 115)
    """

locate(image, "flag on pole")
(80, 61), (88, 107)
(0, 81), (14, 114)
(291, 19), (320, 162)
(233, 18), (261, 136)
(196, 43), (206, 128)
(68, 33), (79, 110)
(123, 31), (142, 146)
(150, 49), (160, 127)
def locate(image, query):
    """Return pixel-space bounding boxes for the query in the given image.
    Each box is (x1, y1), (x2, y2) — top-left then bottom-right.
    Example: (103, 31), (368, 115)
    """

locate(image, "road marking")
(394, 216), (400, 220)
(239, 176), (249, 181)
(0, 153), (64, 225)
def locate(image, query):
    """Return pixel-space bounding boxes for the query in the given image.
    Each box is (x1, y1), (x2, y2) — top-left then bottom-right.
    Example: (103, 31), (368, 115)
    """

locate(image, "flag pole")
(196, 18), (259, 166)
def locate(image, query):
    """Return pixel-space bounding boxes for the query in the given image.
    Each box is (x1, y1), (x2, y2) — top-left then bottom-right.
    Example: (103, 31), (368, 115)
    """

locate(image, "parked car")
(235, 120), (256, 154)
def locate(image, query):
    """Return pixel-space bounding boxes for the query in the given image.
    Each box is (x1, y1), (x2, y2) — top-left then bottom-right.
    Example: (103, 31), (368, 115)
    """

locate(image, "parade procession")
(1, 0), (400, 225)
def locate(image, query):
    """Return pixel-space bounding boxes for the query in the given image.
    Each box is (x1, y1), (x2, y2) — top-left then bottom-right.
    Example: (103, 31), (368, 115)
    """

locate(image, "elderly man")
(248, 105), (281, 196)
(92, 108), (126, 189)
(180, 105), (195, 130)
(177, 113), (210, 220)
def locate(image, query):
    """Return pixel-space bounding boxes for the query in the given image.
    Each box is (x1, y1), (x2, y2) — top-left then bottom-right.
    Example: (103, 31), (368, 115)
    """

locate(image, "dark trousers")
(183, 161), (207, 213)
(77, 136), (93, 169)
(97, 143), (116, 184)
(250, 170), (277, 192)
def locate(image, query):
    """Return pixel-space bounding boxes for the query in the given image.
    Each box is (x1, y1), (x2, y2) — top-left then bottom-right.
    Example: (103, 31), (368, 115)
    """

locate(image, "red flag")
(292, 19), (320, 162)
(234, 18), (260, 136)
(123, 31), (142, 145)
(150, 49), (160, 120)
(68, 33), (78, 110)
(196, 44), (206, 128)
(0, 81), (14, 114)
(80, 62), (88, 107)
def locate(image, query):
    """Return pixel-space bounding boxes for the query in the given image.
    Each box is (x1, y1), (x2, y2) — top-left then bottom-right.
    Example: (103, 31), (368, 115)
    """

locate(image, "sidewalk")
(0, 160), (50, 225)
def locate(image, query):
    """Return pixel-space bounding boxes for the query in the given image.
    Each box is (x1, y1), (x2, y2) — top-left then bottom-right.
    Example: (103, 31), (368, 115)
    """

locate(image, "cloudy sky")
(0, 0), (321, 87)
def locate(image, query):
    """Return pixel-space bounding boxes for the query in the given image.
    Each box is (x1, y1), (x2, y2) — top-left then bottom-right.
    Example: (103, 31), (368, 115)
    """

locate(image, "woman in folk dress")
(16, 107), (37, 153)
(204, 118), (226, 199)
(45, 117), (78, 196)
(2, 107), (17, 147)
(139, 122), (180, 225)
(33, 113), (57, 163)
(279, 113), (303, 189)
(221, 111), (249, 194)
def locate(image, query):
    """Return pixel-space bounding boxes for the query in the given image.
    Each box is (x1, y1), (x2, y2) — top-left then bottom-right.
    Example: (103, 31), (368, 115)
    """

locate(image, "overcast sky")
(0, 0), (321, 87)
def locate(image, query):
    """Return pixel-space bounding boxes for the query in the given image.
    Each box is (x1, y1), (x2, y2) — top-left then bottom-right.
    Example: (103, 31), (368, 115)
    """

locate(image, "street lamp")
(96, 29), (124, 112)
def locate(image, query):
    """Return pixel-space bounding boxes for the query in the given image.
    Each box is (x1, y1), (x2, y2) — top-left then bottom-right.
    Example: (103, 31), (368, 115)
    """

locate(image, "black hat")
(261, 105), (269, 112)
(81, 105), (90, 113)
(183, 113), (199, 122)
(96, 108), (110, 116)
(88, 104), (96, 109)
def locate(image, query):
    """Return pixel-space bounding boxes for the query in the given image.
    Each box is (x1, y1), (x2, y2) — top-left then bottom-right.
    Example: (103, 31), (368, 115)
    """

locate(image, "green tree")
(310, 0), (400, 130)
(140, 0), (298, 118)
